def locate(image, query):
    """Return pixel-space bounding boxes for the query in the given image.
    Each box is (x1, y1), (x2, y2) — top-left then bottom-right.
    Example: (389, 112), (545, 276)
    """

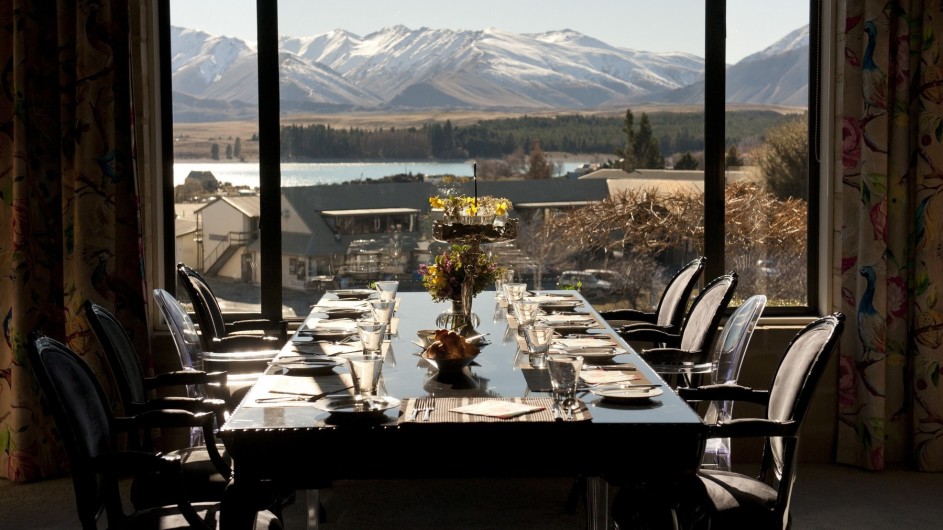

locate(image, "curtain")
(838, 0), (943, 471)
(0, 0), (150, 482)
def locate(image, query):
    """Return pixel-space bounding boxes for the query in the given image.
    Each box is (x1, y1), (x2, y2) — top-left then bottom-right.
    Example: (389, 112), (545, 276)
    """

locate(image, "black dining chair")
(620, 272), (739, 388)
(82, 300), (232, 508)
(26, 333), (283, 530)
(614, 313), (846, 529)
(176, 262), (287, 352)
(600, 256), (705, 334)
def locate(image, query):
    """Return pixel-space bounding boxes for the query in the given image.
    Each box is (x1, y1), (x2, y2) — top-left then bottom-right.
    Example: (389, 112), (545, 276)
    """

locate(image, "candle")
(473, 162), (478, 206)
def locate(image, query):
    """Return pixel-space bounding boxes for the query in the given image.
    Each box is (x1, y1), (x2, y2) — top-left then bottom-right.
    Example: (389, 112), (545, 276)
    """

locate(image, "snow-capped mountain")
(170, 24), (809, 119)
(646, 25), (810, 107)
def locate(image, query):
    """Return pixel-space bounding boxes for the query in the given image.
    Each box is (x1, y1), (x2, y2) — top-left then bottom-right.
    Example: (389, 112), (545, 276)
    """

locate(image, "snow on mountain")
(739, 25), (809, 64)
(169, 24), (807, 117)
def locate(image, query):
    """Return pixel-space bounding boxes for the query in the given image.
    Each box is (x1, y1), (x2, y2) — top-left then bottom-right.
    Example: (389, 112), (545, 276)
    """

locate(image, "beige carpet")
(3, 464), (943, 529)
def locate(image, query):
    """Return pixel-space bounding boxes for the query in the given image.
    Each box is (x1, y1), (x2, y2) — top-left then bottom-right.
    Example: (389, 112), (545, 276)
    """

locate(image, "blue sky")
(171, 0), (809, 63)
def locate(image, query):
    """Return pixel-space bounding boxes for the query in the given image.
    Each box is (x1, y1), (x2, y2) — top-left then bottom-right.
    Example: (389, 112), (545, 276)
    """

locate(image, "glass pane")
(274, 0), (706, 317)
(170, 0), (262, 313)
(725, 0), (810, 307)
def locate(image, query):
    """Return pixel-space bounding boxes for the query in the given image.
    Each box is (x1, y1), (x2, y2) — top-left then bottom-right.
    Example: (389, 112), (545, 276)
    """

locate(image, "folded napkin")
(579, 370), (640, 386)
(554, 337), (616, 348)
(315, 299), (371, 309)
(451, 400), (545, 419)
(538, 314), (597, 326)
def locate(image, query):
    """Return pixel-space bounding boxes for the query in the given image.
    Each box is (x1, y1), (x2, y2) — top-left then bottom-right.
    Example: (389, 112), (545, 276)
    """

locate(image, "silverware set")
(411, 394), (436, 421)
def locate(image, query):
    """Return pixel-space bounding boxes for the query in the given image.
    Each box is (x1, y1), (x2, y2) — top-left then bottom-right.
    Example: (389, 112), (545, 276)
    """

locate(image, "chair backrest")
(765, 313), (845, 479)
(27, 334), (121, 529)
(654, 257), (706, 330)
(678, 272), (738, 357)
(176, 262), (228, 351)
(153, 288), (206, 391)
(83, 300), (149, 411)
(703, 294), (767, 425)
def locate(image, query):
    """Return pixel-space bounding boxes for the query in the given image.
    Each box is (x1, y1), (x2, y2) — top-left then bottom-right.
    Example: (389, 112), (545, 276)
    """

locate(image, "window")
(164, 0), (819, 319)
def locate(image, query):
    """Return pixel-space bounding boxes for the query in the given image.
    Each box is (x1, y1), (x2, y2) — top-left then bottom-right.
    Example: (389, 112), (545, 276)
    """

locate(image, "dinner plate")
(328, 289), (376, 300)
(301, 329), (358, 341)
(319, 307), (368, 319)
(590, 385), (664, 402)
(312, 395), (401, 415)
(537, 300), (584, 312)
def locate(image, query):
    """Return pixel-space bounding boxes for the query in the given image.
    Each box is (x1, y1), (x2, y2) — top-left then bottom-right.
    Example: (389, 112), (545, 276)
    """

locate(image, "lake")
(173, 161), (590, 188)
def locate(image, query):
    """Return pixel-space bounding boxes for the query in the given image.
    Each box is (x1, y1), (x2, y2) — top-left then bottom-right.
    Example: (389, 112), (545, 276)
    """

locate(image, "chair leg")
(305, 489), (327, 529)
(565, 475), (585, 513)
(585, 476), (609, 530)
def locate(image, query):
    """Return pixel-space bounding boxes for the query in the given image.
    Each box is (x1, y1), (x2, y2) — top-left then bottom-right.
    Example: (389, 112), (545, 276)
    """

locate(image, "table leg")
(586, 476), (609, 530)
(306, 489), (321, 530)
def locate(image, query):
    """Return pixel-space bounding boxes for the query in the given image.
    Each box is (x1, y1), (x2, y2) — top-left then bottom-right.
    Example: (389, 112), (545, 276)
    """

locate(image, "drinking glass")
(513, 300), (540, 330)
(504, 282), (527, 304)
(495, 269), (514, 301)
(523, 324), (555, 368)
(357, 320), (387, 355)
(375, 280), (399, 301)
(547, 354), (584, 411)
(346, 354), (384, 400)
(369, 299), (396, 330)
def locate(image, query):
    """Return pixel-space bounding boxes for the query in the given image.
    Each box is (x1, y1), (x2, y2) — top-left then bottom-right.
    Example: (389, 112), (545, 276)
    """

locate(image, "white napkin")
(450, 400), (545, 419)
(579, 370), (640, 385)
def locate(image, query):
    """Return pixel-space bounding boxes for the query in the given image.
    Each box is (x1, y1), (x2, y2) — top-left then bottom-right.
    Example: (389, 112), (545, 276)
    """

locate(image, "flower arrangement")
(429, 194), (512, 223)
(419, 244), (503, 302)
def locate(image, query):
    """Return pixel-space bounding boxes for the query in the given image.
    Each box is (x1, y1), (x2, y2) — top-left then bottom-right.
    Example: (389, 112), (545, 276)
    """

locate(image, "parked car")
(556, 270), (613, 296)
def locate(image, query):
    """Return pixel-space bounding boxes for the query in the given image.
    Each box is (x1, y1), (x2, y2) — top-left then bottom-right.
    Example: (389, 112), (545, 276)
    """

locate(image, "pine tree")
(634, 113), (664, 169)
(527, 140), (552, 179)
(225, 143), (233, 159)
(674, 152), (699, 170)
(620, 109), (637, 171)
(234, 137), (242, 159)
(210, 143), (220, 160)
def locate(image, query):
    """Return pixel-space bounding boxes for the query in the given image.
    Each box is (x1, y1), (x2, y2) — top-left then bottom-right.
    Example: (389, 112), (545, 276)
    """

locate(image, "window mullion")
(257, 0), (282, 321)
(704, 0), (726, 281)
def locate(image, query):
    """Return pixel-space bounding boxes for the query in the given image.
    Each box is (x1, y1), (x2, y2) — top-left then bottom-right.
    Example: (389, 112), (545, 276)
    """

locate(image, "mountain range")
(170, 25), (809, 121)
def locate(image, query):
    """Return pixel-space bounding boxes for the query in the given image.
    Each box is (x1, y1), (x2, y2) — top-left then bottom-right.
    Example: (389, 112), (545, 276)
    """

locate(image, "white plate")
(590, 385), (664, 402)
(554, 347), (622, 358)
(320, 307), (368, 319)
(312, 395), (401, 415)
(328, 289), (376, 300)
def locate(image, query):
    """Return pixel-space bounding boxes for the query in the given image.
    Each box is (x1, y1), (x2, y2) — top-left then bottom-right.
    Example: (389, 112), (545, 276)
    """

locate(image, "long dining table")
(218, 290), (706, 529)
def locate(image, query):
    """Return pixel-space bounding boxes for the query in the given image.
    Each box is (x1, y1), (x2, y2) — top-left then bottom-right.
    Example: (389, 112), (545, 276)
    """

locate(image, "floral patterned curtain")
(838, 0), (943, 471)
(0, 0), (149, 481)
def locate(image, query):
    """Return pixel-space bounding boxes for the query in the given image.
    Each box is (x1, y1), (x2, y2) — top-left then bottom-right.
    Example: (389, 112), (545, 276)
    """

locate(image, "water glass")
(523, 324), (554, 354)
(357, 320), (387, 355)
(513, 300), (541, 330)
(369, 299), (396, 328)
(495, 269), (514, 300)
(547, 354), (584, 411)
(346, 354), (384, 399)
(375, 280), (399, 301)
(504, 282), (527, 303)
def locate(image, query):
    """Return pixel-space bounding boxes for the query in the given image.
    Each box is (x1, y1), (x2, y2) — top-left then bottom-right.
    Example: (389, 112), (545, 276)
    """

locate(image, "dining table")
(218, 289), (706, 529)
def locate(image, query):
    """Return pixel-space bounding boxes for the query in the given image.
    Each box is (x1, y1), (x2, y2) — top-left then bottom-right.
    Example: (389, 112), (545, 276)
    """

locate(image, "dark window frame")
(160, 0), (822, 317)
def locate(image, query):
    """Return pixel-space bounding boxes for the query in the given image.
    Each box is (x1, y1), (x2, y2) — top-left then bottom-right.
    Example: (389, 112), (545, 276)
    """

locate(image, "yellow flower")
(429, 197), (445, 209)
(495, 201), (508, 215)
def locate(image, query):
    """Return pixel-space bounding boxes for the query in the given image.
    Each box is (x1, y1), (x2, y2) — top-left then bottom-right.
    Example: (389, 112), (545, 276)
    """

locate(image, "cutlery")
(550, 402), (563, 421)
(583, 365), (637, 371)
(580, 383), (661, 392)
(255, 386), (354, 403)
(421, 394), (436, 422)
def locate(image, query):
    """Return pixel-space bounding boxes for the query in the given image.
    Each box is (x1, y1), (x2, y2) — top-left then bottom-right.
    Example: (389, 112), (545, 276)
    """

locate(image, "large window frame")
(159, 0), (823, 319)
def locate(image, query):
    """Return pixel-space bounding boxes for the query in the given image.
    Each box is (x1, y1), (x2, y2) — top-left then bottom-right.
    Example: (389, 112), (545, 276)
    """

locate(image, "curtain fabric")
(0, 0), (149, 482)
(838, 0), (943, 471)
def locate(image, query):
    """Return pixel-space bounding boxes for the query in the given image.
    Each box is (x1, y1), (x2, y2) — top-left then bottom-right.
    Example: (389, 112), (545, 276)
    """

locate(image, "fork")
(422, 394), (436, 422)
(410, 396), (427, 421)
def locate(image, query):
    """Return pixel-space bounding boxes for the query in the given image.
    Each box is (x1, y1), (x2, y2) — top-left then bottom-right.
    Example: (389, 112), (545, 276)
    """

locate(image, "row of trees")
(278, 111), (800, 163)
(210, 137), (243, 161)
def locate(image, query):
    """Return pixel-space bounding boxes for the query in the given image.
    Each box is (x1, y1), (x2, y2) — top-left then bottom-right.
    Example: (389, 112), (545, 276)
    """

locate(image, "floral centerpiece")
(419, 244), (502, 302)
(419, 244), (504, 335)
